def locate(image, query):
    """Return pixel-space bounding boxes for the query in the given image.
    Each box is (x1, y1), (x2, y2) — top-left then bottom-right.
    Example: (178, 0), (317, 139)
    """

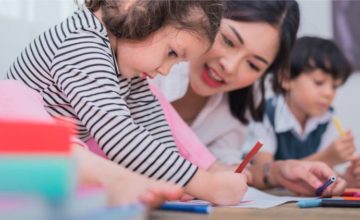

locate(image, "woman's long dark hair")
(224, 0), (300, 124)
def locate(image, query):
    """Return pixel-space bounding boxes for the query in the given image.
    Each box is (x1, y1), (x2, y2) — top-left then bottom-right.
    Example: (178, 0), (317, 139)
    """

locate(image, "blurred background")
(0, 0), (359, 156)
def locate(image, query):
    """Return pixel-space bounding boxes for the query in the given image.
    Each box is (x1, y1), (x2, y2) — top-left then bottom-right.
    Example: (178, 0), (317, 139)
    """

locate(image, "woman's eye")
(222, 34), (234, 48)
(168, 49), (178, 58)
(248, 61), (260, 72)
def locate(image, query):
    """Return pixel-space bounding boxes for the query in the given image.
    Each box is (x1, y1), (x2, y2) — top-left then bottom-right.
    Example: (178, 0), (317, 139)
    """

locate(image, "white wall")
(0, 0), (76, 75)
(298, 0), (333, 38)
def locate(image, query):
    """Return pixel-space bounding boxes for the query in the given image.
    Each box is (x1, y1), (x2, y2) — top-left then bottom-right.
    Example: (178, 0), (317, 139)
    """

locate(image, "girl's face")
(188, 19), (280, 96)
(284, 69), (342, 119)
(115, 25), (209, 79)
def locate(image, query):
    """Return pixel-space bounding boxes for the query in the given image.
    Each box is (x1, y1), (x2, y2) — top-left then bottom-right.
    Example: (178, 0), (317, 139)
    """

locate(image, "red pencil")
(235, 141), (263, 173)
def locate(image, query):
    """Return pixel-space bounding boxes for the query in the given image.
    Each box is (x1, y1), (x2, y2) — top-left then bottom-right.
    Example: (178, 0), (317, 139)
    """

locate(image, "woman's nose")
(220, 54), (242, 75)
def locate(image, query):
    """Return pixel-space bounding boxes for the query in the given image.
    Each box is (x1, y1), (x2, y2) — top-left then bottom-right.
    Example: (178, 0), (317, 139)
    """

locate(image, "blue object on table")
(159, 202), (212, 214)
(297, 198), (360, 208)
(297, 199), (323, 208)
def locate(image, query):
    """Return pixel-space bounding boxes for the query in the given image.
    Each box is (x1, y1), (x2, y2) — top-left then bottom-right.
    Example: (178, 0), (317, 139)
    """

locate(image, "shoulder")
(150, 62), (190, 102)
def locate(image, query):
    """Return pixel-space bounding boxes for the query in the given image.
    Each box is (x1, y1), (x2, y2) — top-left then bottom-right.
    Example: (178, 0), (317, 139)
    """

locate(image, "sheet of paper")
(229, 187), (315, 208)
(166, 187), (316, 209)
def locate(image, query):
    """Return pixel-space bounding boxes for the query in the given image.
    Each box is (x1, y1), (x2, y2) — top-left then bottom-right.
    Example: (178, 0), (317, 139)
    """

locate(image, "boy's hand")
(344, 155), (360, 187)
(323, 131), (356, 165)
(271, 160), (346, 196)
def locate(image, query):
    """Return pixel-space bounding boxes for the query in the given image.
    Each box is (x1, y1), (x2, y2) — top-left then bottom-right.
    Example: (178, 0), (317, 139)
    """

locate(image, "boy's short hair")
(290, 36), (352, 83)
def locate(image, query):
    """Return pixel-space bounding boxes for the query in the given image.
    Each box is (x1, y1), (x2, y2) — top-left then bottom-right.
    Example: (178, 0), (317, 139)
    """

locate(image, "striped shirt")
(6, 7), (198, 186)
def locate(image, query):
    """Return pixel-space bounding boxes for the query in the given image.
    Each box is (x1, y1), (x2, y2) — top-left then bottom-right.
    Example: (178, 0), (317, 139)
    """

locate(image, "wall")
(1, 0), (359, 155)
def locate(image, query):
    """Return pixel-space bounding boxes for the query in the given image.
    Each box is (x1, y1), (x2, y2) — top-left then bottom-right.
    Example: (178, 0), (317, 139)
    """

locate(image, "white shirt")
(243, 95), (338, 154)
(152, 63), (247, 165)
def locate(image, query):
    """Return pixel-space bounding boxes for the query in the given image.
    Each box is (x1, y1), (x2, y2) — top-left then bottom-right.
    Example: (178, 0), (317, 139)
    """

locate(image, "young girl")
(5, 0), (248, 205)
(151, 1), (347, 195)
(246, 36), (356, 187)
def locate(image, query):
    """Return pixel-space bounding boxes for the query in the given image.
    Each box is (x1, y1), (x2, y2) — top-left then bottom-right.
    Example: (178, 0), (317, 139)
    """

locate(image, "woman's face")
(188, 18), (280, 96)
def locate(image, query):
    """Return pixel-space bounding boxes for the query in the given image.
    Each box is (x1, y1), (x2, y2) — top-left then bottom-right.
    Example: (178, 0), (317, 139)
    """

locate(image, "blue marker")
(315, 176), (336, 196)
(159, 203), (212, 214)
(298, 198), (360, 208)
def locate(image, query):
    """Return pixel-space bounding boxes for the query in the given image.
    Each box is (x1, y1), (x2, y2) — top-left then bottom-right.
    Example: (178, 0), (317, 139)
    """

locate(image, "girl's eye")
(247, 61), (261, 72)
(222, 34), (234, 48)
(168, 49), (178, 58)
(332, 83), (341, 90)
(314, 80), (324, 86)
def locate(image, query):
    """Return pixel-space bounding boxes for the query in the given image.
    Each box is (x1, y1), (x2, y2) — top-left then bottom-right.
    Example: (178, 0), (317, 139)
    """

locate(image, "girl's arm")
(73, 144), (184, 207)
(149, 83), (249, 204)
(51, 41), (197, 186)
(52, 40), (248, 205)
(184, 169), (248, 205)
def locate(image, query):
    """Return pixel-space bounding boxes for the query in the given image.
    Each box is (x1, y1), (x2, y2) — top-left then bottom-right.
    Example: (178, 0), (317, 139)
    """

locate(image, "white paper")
(228, 187), (315, 209)
(166, 187), (316, 209)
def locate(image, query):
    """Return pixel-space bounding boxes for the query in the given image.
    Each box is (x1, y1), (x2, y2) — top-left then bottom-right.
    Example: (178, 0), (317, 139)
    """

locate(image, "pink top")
(149, 83), (216, 170)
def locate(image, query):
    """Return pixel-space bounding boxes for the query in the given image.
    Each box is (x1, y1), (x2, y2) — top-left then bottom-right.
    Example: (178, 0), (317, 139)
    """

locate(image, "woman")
(151, 0), (346, 196)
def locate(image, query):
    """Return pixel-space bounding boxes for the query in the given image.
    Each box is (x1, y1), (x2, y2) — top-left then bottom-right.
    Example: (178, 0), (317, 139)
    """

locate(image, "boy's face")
(284, 69), (343, 119)
(115, 25), (210, 79)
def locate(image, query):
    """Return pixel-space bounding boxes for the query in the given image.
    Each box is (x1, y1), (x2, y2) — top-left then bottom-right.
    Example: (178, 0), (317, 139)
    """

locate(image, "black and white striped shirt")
(6, 7), (198, 186)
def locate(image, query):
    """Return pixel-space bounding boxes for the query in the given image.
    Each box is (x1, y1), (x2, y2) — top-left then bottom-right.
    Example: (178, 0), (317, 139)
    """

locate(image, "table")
(150, 203), (359, 220)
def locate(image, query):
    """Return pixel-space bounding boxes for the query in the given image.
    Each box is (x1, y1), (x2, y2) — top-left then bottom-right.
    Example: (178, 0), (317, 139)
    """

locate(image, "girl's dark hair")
(274, 36), (352, 94)
(85, 0), (223, 44)
(223, 0), (300, 124)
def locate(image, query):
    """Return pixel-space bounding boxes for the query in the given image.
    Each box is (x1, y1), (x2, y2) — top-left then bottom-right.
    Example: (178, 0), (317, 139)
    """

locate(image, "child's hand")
(207, 162), (253, 185)
(343, 155), (360, 187)
(207, 171), (248, 205)
(179, 193), (195, 201)
(323, 131), (356, 165)
(272, 160), (346, 196)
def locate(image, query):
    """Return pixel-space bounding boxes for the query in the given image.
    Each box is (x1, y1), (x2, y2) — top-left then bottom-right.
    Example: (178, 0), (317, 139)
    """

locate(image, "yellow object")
(332, 116), (345, 137)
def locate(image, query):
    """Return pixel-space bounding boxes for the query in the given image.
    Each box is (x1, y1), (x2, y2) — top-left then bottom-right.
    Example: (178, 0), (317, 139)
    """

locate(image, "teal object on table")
(0, 155), (76, 202)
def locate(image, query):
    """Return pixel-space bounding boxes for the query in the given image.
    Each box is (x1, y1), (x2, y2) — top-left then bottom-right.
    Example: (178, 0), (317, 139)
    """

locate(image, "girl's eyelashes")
(247, 61), (261, 72)
(221, 34), (234, 48)
(168, 49), (178, 58)
(313, 79), (325, 86)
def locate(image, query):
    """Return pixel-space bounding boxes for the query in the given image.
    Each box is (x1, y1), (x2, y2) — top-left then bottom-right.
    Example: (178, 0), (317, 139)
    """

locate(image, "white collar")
(192, 93), (224, 128)
(274, 95), (333, 140)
